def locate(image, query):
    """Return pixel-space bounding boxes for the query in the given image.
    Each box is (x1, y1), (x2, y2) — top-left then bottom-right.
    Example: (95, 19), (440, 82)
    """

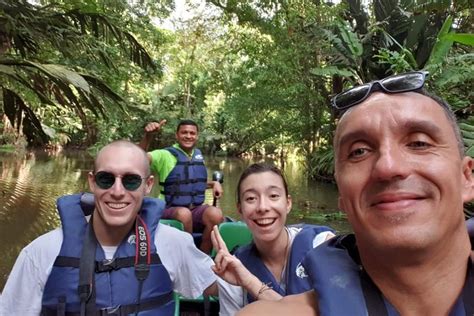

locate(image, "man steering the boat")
(238, 71), (474, 315)
(140, 119), (224, 254)
(0, 140), (217, 315)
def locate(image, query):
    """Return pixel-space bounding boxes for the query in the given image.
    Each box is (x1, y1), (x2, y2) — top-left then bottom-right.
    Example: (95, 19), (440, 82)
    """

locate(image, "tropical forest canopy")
(0, 0), (473, 179)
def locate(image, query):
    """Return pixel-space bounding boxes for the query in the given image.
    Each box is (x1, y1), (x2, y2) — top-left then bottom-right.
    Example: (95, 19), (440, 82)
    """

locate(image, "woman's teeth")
(255, 218), (276, 226)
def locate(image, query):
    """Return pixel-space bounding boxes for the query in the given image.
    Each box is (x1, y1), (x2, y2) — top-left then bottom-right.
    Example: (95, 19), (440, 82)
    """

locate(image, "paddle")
(212, 171), (224, 207)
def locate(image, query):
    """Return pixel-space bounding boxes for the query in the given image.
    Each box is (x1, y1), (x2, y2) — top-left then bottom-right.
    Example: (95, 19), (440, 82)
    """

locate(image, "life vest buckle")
(134, 263), (150, 281)
(96, 258), (118, 273)
(100, 305), (121, 315)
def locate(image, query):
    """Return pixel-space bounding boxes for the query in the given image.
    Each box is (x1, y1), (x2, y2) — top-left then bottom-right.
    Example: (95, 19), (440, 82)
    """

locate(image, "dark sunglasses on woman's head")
(93, 171), (147, 191)
(331, 71), (429, 115)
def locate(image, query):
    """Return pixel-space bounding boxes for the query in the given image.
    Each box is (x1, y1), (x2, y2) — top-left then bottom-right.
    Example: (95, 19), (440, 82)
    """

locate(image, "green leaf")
(24, 61), (90, 93)
(0, 64), (16, 76)
(442, 33), (474, 47)
(459, 122), (474, 132)
(406, 15), (428, 49)
(462, 131), (474, 140)
(466, 146), (474, 158)
(374, 0), (398, 22)
(464, 139), (474, 147)
(41, 64), (91, 93)
(336, 19), (363, 57)
(425, 15), (454, 69)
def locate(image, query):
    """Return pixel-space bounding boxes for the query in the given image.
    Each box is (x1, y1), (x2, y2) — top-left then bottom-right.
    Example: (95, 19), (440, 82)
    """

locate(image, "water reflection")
(0, 150), (346, 291)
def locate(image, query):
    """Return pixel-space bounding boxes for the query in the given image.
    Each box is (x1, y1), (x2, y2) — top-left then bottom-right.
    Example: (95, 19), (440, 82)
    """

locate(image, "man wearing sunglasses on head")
(1, 140), (217, 316)
(237, 71), (474, 316)
(139, 119), (224, 254)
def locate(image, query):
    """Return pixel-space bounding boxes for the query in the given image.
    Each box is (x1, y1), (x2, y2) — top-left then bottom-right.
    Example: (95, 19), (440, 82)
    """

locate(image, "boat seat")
(179, 221), (253, 316)
(160, 219), (203, 248)
(160, 219), (185, 231)
(161, 220), (218, 316)
(210, 221), (253, 257)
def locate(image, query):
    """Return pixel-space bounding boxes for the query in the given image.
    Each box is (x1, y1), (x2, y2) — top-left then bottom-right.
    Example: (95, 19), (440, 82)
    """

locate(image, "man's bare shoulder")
(236, 290), (318, 316)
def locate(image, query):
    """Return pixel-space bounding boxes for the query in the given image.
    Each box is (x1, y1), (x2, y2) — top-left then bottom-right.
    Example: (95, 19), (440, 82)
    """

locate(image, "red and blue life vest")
(235, 225), (334, 303)
(41, 194), (174, 316)
(161, 147), (208, 207)
(302, 234), (474, 316)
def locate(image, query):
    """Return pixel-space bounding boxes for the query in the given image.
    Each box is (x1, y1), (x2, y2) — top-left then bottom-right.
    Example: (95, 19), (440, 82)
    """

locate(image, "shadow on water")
(0, 150), (348, 291)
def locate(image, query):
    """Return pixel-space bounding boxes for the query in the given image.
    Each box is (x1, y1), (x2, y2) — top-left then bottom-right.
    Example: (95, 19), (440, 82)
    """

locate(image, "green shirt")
(149, 144), (195, 199)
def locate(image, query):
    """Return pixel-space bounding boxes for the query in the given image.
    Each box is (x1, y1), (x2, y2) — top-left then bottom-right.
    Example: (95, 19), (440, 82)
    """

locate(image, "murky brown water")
(0, 149), (347, 291)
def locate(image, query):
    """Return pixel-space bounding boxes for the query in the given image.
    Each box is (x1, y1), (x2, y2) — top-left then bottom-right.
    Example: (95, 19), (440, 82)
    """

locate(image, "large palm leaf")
(0, 1), (156, 70)
(0, 0), (158, 146)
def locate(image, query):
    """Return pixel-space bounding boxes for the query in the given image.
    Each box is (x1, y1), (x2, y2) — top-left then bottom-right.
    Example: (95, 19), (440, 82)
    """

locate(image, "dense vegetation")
(0, 0), (473, 179)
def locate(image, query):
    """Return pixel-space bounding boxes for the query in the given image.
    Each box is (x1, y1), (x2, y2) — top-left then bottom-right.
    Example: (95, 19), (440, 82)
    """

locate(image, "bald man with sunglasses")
(238, 71), (474, 316)
(1, 140), (217, 315)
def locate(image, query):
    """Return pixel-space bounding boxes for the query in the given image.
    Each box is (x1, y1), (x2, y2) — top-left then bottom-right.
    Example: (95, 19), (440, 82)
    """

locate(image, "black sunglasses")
(331, 71), (429, 115)
(93, 171), (148, 191)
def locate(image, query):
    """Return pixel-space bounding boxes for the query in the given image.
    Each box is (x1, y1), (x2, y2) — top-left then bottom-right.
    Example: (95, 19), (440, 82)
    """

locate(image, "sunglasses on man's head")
(93, 171), (147, 191)
(331, 71), (429, 115)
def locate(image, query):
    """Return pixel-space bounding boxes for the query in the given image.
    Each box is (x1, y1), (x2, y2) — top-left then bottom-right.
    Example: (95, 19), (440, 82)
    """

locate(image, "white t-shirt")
(0, 223), (216, 316)
(217, 227), (334, 316)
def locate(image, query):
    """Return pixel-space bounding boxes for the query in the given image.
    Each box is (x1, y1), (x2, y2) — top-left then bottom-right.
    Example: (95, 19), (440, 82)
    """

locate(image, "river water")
(0, 149), (347, 291)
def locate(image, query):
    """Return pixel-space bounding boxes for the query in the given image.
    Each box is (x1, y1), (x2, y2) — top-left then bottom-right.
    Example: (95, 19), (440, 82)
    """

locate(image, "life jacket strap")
(175, 161), (204, 166)
(359, 269), (389, 316)
(78, 220), (98, 316)
(53, 254), (161, 273)
(160, 190), (204, 197)
(336, 235), (389, 316)
(462, 258), (474, 314)
(57, 296), (66, 316)
(40, 291), (174, 316)
(159, 177), (207, 186)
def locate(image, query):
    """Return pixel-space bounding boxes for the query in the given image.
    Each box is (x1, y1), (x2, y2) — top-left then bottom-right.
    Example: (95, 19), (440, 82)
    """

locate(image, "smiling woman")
(212, 163), (335, 315)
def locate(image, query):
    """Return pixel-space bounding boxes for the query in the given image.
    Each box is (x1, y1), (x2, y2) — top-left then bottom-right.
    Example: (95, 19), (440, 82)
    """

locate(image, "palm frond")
(3, 88), (49, 145)
(0, 1), (156, 71)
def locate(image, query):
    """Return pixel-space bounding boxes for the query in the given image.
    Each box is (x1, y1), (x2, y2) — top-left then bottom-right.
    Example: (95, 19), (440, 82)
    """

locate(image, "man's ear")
(145, 175), (154, 195)
(88, 171), (96, 192)
(462, 157), (474, 203)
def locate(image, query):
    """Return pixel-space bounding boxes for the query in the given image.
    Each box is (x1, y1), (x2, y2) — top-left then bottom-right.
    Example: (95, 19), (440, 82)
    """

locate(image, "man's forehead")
(179, 124), (197, 130)
(334, 92), (442, 143)
(95, 144), (147, 172)
(97, 143), (139, 158)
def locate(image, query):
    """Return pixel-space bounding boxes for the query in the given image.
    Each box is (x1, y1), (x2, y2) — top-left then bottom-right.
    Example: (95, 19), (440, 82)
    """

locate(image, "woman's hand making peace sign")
(211, 225), (282, 301)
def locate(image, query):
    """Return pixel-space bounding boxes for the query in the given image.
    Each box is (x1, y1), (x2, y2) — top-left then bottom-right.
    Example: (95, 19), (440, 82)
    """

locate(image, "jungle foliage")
(0, 0), (170, 146)
(0, 0), (472, 179)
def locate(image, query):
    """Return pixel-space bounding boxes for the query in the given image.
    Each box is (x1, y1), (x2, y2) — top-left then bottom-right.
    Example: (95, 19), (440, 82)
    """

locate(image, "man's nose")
(372, 145), (409, 181)
(110, 177), (126, 196)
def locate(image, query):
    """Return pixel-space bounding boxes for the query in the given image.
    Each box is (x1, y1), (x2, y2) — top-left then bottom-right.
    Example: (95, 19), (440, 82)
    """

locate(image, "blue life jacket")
(161, 147), (208, 207)
(302, 234), (474, 316)
(235, 224), (334, 303)
(41, 194), (174, 316)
